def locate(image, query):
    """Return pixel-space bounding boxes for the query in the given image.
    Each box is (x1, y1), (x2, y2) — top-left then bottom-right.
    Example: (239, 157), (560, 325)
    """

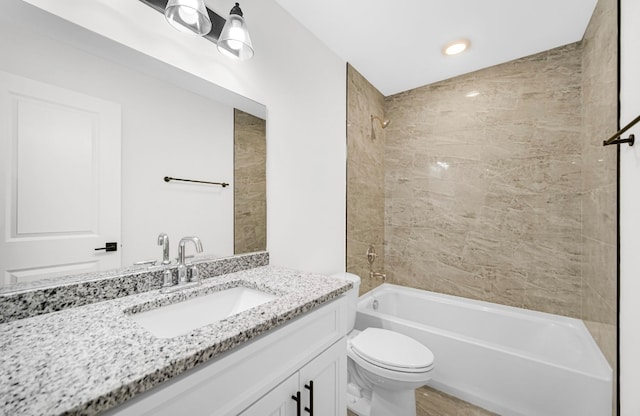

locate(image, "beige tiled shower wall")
(581, 0), (617, 327)
(384, 42), (585, 315)
(234, 109), (267, 254)
(581, 0), (618, 403)
(346, 65), (386, 294)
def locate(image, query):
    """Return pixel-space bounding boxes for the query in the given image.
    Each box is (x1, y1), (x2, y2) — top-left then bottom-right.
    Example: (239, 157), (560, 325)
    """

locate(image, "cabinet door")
(299, 338), (347, 416)
(239, 374), (298, 416)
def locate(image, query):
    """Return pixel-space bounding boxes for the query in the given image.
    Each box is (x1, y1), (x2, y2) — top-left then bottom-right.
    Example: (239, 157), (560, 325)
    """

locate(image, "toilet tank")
(330, 272), (361, 331)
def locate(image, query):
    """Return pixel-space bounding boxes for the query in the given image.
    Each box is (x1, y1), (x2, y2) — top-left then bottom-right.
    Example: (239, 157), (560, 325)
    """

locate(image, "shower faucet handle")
(367, 245), (378, 266)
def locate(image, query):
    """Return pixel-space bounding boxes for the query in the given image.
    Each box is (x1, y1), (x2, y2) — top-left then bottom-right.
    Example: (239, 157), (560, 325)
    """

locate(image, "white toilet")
(332, 272), (435, 416)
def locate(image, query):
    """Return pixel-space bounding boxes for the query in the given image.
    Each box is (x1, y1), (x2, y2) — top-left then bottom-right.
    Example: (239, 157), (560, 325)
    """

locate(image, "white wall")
(620, 0), (640, 413)
(9, 0), (347, 274)
(0, 20), (235, 265)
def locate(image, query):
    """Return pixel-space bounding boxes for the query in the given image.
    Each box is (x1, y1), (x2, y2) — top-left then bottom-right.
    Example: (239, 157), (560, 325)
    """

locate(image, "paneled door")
(0, 71), (121, 287)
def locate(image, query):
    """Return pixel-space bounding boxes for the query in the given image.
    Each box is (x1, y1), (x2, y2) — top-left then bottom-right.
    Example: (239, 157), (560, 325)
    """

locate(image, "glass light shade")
(217, 14), (254, 60)
(165, 0), (212, 36)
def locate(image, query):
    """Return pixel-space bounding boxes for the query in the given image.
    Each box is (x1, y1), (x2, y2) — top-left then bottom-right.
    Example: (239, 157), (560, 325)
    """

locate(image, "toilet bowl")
(331, 273), (435, 416)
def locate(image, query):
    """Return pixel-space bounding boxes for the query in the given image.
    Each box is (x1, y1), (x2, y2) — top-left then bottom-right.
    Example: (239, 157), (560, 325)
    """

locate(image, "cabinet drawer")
(106, 296), (346, 416)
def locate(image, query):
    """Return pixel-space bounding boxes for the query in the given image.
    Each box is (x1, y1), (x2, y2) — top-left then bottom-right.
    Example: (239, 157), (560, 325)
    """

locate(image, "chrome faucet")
(157, 233), (171, 265)
(177, 237), (203, 285)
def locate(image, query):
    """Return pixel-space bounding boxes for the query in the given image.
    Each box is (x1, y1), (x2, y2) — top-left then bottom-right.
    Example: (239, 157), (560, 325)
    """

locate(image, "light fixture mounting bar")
(138, 0), (226, 42)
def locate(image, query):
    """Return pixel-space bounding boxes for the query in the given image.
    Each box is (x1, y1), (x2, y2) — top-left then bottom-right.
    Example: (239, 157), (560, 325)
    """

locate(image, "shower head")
(371, 115), (390, 129)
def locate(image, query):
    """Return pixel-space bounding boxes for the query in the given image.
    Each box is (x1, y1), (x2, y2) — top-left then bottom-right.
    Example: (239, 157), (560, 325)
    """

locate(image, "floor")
(347, 386), (497, 416)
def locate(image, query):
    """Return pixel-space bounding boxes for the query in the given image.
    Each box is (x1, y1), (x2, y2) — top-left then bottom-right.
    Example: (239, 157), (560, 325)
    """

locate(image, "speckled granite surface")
(0, 265), (351, 416)
(0, 252), (269, 324)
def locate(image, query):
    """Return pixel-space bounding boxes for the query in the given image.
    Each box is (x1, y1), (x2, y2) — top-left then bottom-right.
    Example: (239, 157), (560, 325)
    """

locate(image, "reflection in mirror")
(234, 109), (267, 254)
(0, 9), (266, 290)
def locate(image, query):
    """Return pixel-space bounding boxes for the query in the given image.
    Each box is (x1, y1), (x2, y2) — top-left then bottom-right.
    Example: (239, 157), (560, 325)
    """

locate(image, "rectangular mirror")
(0, 1), (266, 289)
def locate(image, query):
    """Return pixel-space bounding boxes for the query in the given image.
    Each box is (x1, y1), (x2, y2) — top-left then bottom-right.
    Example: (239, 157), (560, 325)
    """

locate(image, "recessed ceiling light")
(443, 39), (471, 56)
(465, 90), (480, 98)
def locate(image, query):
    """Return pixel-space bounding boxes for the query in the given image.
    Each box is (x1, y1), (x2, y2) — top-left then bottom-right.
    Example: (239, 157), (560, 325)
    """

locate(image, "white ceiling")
(273, 0), (599, 96)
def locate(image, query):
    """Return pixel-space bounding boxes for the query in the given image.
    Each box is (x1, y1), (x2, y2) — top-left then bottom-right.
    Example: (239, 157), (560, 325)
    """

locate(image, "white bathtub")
(355, 284), (612, 416)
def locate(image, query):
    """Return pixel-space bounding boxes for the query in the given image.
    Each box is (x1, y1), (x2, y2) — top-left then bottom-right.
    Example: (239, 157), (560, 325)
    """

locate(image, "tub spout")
(369, 271), (386, 281)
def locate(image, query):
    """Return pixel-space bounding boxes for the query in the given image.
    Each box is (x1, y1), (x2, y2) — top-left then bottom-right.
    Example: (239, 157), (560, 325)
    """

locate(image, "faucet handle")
(158, 233), (171, 265)
(189, 264), (200, 284)
(366, 245), (378, 266)
(162, 268), (173, 288)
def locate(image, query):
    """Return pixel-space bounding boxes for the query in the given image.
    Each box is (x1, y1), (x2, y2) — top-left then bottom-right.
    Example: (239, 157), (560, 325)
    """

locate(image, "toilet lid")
(351, 328), (434, 372)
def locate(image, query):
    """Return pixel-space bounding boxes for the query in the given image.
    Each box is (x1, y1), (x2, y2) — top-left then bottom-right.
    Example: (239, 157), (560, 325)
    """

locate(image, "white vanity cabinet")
(239, 374), (299, 416)
(106, 296), (347, 416)
(240, 338), (346, 416)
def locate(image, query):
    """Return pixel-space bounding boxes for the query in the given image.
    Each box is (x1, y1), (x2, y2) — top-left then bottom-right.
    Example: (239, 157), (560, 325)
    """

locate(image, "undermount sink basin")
(128, 286), (278, 338)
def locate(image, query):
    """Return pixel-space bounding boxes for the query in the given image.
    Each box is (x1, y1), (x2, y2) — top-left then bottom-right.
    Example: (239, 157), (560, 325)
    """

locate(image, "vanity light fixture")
(165, 0), (211, 35)
(442, 39), (471, 56)
(140, 0), (254, 60)
(217, 3), (254, 60)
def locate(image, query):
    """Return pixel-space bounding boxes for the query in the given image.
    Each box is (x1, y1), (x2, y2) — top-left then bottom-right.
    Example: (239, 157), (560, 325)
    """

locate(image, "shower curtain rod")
(603, 114), (640, 146)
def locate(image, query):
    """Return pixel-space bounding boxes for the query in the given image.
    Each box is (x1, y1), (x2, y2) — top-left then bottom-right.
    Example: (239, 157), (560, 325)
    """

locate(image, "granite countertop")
(0, 266), (351, 415)
(0, 252), (270, 324)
